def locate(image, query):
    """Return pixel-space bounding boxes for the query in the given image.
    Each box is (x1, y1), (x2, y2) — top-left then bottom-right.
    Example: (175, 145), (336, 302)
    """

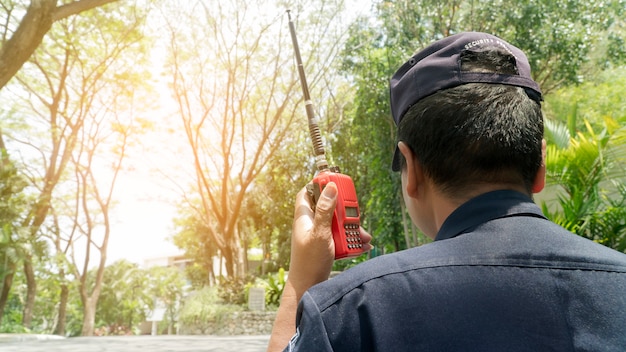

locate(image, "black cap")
(390, 32), (542, 171)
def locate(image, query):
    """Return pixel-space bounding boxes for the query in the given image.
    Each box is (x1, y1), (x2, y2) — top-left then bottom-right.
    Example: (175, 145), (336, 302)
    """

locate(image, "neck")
(428, 183), (530, 239)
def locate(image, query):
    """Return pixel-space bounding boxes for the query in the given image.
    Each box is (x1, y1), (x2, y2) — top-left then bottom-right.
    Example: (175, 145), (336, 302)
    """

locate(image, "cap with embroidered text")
(390, 32), (542, 171)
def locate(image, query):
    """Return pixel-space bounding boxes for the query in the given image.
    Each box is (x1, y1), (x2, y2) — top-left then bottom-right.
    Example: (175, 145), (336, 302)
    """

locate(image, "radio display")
(345, 206), (358, 218)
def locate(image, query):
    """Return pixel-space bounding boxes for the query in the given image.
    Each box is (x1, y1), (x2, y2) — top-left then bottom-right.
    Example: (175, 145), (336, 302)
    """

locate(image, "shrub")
(178, 287), (242, 329)
(264, 268), (286, 308)
(217, 275), (254, 305)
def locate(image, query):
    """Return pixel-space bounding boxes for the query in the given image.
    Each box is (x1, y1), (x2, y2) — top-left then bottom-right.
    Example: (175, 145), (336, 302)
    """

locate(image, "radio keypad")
(344, 223), (362, 249)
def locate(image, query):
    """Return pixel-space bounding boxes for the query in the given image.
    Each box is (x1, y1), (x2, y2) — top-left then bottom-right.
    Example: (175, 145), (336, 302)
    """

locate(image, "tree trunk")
(81, 297), (97, 336)
(238, 245), (246, 278)
(223, 247), (235, 277)
(242, 226), (249, 275)
(53, 281), (68, 336)
(0, 264), (16, 325)
(223, 238), (245, 278)
(208, 262), (215, 286)
(22, 256), (37, 328)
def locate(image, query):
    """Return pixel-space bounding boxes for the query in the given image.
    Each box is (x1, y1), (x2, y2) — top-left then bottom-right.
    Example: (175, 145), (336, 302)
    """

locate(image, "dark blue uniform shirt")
(285, 190), (626, 351)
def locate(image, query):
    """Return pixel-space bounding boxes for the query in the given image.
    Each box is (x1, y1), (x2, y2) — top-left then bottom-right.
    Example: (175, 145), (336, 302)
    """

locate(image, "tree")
(172, 210), (219, 287)
(162, 0), (352, 277)
(370, 0), (625, 93)
(0, 0), (120, 90)
(337, 10), (425, 254)
(66, 107), (134, 336)
(0, 133), (29, 325)
(544, 67), (626, 133)
(240, 136), (312, 273)
(0, 0), (148, 332)
(146, 265), (187, 335)
(94, 260), (149, 335)
(46, 208), (73, 336)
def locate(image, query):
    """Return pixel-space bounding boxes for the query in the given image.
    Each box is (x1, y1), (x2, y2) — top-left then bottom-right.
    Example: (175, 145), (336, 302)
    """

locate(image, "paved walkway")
(0, 335), (271, 352)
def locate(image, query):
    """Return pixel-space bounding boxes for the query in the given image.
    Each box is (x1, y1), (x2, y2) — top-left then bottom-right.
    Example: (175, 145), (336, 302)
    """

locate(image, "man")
(268, 32), (626, 351)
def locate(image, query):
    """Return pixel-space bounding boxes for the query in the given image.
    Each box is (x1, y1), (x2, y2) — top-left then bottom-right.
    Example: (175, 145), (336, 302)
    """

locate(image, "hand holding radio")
(289, 183), (373, 292)
(307, 170), (365, 259)
(268, 183), (371, 352)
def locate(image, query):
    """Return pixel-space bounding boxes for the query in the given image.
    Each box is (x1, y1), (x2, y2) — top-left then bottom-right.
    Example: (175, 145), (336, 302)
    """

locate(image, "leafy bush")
(184, 263), (211, 289)
(217, 275), (254, 305)
(0, 289), (29, 333)
(0, 313), (30, 334)
(264, 268), (286, 308)
(178, 287), (241, 328)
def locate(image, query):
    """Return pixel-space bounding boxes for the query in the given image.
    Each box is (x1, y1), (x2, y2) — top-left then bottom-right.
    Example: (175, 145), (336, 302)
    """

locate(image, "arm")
(267, 183), (371, 351)
(267, 183), (336, 351)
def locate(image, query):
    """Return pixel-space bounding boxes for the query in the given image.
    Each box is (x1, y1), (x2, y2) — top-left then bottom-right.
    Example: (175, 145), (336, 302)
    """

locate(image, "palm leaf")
(544, 118), (570, 149)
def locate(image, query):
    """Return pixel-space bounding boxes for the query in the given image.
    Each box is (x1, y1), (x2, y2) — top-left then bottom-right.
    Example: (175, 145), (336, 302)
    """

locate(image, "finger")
(294, 186), (314, 219)
(292, 187), (314, 249)
(312, 182), (338, 237)
(359, 227), (374, 252)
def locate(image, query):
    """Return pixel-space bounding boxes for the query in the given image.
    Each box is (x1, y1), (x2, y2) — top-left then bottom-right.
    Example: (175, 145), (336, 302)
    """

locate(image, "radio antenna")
(287, 10), (329, 171)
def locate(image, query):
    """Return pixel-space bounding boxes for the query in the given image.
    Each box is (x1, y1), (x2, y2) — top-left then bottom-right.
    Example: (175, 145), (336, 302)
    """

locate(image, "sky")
(106, 169), (183, 265)
(104, 91), (191, 266)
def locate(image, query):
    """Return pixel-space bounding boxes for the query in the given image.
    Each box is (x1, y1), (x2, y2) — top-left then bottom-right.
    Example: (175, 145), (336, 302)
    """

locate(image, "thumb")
(313, 182), (338, 232)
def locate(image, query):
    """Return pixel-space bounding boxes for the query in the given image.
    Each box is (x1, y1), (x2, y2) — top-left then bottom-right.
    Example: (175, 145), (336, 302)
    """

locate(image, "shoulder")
(305, 242), (456, 311)
(308, 216), (626, 311)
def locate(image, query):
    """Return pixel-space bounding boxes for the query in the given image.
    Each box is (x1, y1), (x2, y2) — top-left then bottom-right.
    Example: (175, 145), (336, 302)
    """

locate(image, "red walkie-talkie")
(287, 10), (364, 259)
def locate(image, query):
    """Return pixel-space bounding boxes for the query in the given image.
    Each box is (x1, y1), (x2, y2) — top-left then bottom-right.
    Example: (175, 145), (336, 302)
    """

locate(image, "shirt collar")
(435, 190), (547, 241)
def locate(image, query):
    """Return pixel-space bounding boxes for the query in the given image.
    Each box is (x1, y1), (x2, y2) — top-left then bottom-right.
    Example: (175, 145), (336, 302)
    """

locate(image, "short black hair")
(396, 48), (544, 197)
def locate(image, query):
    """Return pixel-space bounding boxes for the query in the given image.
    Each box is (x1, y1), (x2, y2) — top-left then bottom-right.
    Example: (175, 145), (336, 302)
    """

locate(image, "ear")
(532, 139), (547, 193)
(398, 142), (422, 198)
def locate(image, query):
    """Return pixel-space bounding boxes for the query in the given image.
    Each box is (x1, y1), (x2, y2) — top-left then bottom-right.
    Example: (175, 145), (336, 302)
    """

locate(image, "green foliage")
(541, 66), (626, 252)
(0, 146), (29, 279)
(217, 275), (254, 306)
(62, 296), (85, 337)
(0, 315), (30, 334)
(33, 260), (80, 336)
(146, 265), (188, 333)
(369, 0), (626, 93)
(543, 117), (626, 252)
(588, 191), (626, 251)
(0, 259), (83, 335)
(545, 67), (626, 132)
(184, 262), (211, 290)
(263, 268), (286, 308)
(93, 260), (188, 335)
(172, 212), (217, 287)
(243, 139), (312, 272)
(94, 260), (151, 333)
(0, 275), (28, 333)
(178, 286), (241, 328)
(0, 0), (152, 334)
(0, 257), (189, 336)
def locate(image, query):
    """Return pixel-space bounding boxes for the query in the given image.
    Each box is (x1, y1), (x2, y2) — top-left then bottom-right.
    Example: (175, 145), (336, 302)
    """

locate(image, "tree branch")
(52, 0), (120, 21)
(0, 0), (55, 89)
(0, 0), (120, 90)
